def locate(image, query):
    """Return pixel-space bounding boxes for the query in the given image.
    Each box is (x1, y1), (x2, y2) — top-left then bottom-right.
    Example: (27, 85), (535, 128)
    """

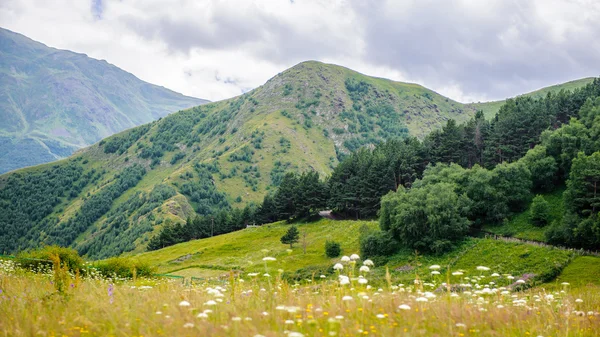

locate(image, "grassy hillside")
(472, 77), (595, 118)
(137, 219), (376, 277)
(0, 60), (482, 258)
(551, 256), (600, 288)
(0, 28), (207, 174)
(136, 218), (586, 288)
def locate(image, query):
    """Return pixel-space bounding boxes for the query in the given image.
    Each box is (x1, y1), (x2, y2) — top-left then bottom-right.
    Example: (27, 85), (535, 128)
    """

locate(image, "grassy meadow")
(2, 219), (600, 336)
(2, 254), (600, 337)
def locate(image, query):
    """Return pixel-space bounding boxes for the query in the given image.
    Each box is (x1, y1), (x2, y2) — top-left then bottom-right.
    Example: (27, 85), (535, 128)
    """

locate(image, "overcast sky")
(2, 0), (600, 103)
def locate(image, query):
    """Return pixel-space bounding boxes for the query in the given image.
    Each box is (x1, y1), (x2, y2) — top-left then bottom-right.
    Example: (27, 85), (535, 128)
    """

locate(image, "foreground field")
(1, 258), (599, 337)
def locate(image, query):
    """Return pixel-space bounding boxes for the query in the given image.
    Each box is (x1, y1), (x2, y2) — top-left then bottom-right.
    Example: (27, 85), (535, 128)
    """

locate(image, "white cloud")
(1, 0), (599, 103)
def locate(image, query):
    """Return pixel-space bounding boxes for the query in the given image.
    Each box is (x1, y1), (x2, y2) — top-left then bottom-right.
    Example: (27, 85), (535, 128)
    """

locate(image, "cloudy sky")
(1, 0), (599, 103)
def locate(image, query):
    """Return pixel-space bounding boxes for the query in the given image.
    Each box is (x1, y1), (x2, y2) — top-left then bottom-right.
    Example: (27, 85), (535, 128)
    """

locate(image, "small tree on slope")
(281, 225), (300, 248)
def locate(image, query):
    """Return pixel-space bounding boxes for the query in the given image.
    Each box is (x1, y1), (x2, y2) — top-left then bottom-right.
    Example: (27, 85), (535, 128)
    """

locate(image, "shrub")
(92, 257), (155, 279)
(16, 246), (84, 273)
(325, 240), (341, 258)
(530, 195), (551, 227)
(360, 231), (400, 258)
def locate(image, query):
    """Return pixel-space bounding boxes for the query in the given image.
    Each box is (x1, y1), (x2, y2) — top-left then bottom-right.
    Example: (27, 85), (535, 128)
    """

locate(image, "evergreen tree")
(550, 152), (600, 249)
(280, 225), (300, 248)
(541, 119), (593, 180)
(274, 173), (298, 220)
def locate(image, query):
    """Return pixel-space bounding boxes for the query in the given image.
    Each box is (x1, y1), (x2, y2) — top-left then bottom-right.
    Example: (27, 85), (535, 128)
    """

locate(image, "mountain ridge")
(0, 27), (208, 174)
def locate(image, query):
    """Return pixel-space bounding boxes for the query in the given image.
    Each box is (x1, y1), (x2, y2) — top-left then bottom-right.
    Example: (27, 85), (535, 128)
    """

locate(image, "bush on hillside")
(530, 195), (551, 227)
(360, 231), (400, 258)
(324, 240), (341, 258)
(92, 257), (155, 279)
(16, 245), (84, 273)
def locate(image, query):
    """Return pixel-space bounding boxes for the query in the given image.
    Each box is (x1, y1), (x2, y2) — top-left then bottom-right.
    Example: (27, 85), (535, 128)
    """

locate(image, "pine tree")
(280, 225), (300, 248)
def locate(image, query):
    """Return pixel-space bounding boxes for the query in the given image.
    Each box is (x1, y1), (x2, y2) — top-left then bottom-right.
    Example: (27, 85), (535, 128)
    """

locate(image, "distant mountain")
(0, 28), (208, 173)
(0, 59), (594, 259)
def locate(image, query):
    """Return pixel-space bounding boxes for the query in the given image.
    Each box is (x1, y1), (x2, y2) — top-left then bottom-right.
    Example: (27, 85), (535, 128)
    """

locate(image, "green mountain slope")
(1, 58), (594, 260)
(136, 218), (587, 289)
(472, 77), (595, 118)
(0, 60), (480, 258)
(0, 28), (208, 174)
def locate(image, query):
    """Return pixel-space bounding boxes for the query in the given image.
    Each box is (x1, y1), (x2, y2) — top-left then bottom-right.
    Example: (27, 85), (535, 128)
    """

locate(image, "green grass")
(136, 218), (578, 288)
(137, 219), (378, 276)
(549, 256), (600, 288)
(376, 238), (575, 286)
(483, 187), (565, 242)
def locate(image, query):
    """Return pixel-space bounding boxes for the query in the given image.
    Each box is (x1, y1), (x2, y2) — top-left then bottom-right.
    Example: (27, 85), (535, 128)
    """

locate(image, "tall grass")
(1, 257), (599, 336)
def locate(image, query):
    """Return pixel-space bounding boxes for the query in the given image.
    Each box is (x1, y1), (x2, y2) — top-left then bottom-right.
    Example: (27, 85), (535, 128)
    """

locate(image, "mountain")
(0, 28), (208, 174)
(0, 59), (593, 259)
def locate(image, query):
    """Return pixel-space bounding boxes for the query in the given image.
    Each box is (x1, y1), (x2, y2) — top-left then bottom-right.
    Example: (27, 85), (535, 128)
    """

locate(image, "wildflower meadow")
(1, 255), (599, 337)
